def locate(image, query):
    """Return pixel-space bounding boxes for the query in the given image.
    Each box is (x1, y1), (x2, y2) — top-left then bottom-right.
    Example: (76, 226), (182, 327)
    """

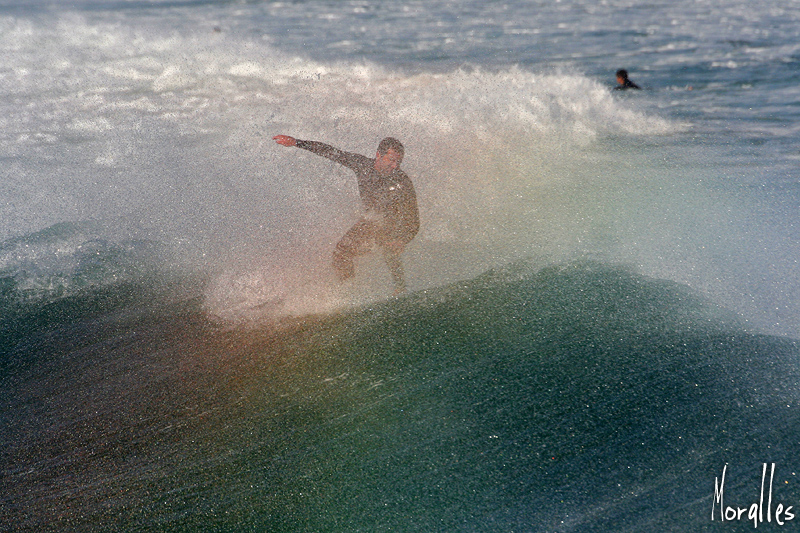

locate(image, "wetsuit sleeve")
(295, 139), (368, 173)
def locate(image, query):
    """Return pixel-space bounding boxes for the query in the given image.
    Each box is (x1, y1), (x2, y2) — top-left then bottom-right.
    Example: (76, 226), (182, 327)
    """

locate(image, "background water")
(2, 0), (800, 531)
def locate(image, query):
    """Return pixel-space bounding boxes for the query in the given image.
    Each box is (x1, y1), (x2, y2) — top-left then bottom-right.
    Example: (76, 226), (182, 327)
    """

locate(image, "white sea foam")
(0, 13), (675, 244)
(1, 1), (799, 334)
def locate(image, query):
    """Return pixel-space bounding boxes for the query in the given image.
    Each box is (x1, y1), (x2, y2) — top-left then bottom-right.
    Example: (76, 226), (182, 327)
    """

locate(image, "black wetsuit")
(615, 79), (641, 90)
(295, 139), (419, 290)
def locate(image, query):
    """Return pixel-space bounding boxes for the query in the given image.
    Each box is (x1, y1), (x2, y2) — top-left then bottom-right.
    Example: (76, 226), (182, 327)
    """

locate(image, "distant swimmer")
(273, 135), (419, 294)
(614, 69), (641, 90)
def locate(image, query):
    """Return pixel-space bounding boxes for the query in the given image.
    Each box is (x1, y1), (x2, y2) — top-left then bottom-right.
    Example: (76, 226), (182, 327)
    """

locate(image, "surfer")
(273, 135), (419, 294)
(614, 69), (641, 90)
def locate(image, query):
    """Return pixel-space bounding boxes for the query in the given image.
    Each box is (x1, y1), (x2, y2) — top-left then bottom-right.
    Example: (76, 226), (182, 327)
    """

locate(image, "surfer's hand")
(273, 135), (297, 147)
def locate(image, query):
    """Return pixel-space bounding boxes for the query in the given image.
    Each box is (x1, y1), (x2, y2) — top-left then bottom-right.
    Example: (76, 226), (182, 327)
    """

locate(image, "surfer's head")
(374, 137), (404, 175)
(378, 137), (404, 157)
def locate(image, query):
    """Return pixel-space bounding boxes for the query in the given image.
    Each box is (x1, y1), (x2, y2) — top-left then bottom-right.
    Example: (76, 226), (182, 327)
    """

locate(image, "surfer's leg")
(332, 220), (377, 281)
(383, 248), (406, 294)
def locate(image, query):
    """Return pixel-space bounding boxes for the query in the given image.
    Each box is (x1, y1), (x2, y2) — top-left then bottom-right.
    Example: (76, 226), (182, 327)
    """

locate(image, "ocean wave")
(4, 257), (799, 530)
(0, 221), (175, 310)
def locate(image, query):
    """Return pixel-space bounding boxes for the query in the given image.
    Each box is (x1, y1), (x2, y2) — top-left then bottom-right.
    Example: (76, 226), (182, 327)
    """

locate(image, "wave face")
(2, 260), (799, 531)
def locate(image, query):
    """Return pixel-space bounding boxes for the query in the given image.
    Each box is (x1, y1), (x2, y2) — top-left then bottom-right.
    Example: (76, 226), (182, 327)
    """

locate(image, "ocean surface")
(2, 0), (800, 531)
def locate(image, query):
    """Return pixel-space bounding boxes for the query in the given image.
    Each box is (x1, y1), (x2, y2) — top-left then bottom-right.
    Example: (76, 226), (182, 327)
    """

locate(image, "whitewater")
(2, 0), (800, 531)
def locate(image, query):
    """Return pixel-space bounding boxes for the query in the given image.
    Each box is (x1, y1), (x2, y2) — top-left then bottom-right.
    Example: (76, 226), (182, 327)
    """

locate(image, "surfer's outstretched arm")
(274, 135), (368, 172)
